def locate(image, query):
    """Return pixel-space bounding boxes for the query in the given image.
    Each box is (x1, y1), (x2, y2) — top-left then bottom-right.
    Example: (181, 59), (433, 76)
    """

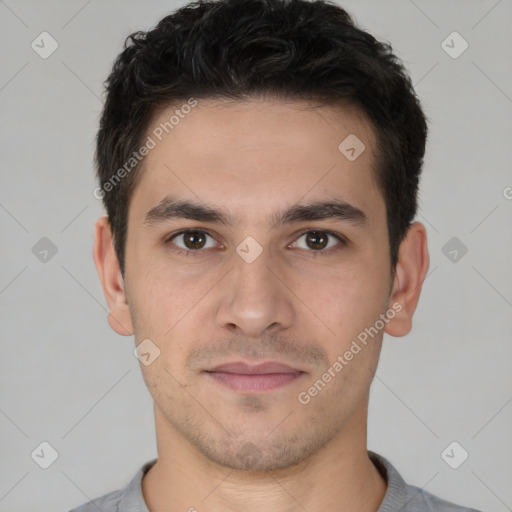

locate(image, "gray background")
(1, 0), (511, 510)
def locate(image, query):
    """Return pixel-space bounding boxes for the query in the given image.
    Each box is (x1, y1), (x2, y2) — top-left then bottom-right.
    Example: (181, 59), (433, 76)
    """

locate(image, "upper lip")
(207, 361), (302, 374)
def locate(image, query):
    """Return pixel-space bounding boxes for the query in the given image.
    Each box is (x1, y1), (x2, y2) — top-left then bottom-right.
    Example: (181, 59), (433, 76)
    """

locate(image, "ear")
(384, 221), (429, 337)
(93, 215), (133, 336)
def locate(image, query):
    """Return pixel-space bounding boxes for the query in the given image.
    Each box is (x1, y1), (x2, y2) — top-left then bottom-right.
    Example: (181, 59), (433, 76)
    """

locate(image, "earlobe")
(93, 215), (134, 336)
(384, 222), (429, 338)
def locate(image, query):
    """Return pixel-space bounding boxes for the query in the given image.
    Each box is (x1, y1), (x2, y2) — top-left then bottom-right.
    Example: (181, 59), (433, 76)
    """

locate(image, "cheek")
(127, 267), (212, 380)
(299, 273), (387, 407)
(127, 261), (205, 336)
(296, 258), (389, 326)
(292, 260), (390, 378)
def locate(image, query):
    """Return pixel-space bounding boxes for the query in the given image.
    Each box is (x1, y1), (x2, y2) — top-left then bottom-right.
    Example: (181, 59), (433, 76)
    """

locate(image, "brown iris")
(304, 231), (329, 250)
(182, 231), (207, 250)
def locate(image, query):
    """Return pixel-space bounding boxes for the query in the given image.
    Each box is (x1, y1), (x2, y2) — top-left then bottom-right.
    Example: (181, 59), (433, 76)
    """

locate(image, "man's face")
(123, 99), (393, 471)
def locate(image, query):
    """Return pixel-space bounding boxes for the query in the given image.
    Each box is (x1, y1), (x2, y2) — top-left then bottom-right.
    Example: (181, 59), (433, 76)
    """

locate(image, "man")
(71, 0), (481, 510)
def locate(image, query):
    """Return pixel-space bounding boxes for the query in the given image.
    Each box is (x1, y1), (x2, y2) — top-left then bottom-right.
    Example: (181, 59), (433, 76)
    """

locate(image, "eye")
(290, 230), (346, 255)
(165, 228), (347, 258)
(166, 230), (219, 255)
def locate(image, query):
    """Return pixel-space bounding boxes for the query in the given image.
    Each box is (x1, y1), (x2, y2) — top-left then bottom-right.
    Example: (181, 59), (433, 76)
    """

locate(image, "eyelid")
(165, 228), (222, 247)
(288, 228), (348, 255)
(292, 228), (348, 245)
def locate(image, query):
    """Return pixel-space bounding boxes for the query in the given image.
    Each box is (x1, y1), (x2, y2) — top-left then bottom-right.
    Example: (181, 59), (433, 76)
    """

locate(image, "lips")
(205, 361), (304, 392)
(207, 361), (301, 375)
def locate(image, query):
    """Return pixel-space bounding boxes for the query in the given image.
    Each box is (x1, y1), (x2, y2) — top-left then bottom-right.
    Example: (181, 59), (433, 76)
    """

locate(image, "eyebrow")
(143, 194), (368, 229)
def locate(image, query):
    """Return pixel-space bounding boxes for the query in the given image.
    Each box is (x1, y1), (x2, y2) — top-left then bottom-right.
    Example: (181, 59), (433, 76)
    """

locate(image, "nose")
(214, 247), (295, 339)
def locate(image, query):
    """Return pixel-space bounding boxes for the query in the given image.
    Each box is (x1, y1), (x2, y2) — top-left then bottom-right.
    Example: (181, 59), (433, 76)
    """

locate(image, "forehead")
(129, 98), (384, 228)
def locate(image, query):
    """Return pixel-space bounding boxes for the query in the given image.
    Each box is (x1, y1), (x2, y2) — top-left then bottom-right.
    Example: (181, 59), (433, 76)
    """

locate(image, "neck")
(142, 400), (387, 512)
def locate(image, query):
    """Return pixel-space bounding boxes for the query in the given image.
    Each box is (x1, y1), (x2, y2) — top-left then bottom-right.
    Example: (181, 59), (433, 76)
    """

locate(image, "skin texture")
(94, 98), (429, 512)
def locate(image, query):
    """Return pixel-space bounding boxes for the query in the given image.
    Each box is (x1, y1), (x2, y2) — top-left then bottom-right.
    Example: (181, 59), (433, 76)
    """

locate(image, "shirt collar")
(119, 452), (407, 511)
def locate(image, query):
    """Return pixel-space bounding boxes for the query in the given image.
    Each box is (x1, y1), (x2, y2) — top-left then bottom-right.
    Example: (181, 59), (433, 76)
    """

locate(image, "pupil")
(184, 231), (205, 249)
(307, 231), (327, 250)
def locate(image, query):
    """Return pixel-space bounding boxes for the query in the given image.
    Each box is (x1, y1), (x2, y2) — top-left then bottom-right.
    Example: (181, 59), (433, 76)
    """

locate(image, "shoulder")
(67, 458), (157, 512)
(369, 451), (482, 512)
(404, 484), (483, 512)
(67, 488), (122, 512)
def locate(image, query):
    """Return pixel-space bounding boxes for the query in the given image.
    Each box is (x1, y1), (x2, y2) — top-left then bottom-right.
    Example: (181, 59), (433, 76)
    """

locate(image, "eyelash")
(164, 229), (348, 258)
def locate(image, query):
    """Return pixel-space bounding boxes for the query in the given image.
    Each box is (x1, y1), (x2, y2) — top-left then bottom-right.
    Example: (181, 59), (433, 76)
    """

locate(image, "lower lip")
(206, 371), (304, 392)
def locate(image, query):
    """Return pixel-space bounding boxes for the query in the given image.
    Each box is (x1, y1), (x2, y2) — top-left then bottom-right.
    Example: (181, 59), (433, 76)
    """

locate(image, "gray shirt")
(68, 451), (482, 512)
